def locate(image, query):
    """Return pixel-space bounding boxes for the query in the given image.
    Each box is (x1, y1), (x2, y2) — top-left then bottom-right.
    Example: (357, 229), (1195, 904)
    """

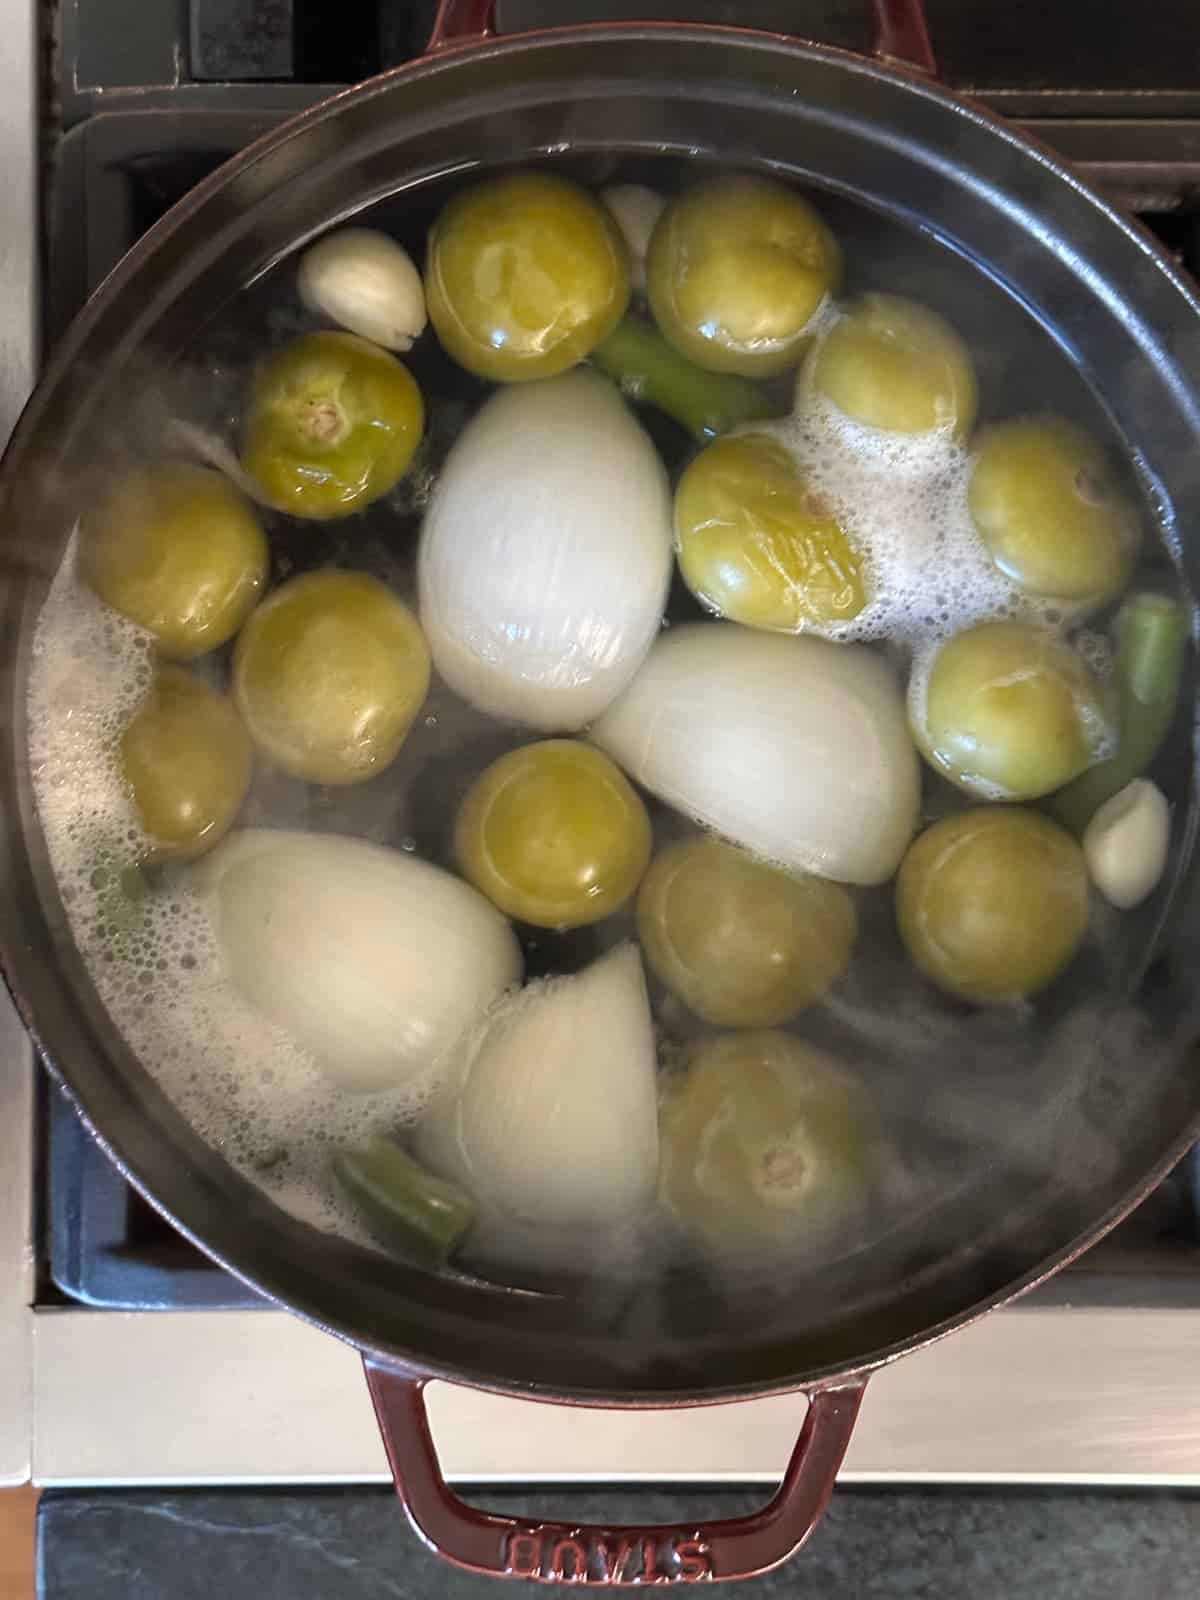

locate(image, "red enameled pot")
(4, 0), (1200, 1581)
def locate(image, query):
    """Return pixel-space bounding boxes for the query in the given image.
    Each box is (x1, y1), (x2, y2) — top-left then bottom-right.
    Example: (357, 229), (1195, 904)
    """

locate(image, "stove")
(7, 0), (1200, 1494)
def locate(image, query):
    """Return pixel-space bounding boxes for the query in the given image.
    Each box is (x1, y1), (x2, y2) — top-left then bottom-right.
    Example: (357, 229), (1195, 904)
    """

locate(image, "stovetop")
(48, 0), (1200, 117)
(35, 0), (1200, 1317)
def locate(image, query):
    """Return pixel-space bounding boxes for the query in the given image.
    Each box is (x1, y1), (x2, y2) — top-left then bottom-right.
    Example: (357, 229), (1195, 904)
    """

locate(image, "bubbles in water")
(1075, 628), (1115, 679)
(25, 536), (435, 1255)
(760, 363), (1077, 652)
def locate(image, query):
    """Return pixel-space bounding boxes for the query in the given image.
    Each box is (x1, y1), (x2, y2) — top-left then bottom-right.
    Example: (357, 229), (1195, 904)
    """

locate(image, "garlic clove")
(600, 185), (665, 294)
(1082, 777), (1170, 910)
(297, 227), (427, 353)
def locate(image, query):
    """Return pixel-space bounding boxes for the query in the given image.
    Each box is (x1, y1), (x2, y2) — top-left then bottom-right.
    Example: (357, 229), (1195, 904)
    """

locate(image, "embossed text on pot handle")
(365, 1362), (865, 1584)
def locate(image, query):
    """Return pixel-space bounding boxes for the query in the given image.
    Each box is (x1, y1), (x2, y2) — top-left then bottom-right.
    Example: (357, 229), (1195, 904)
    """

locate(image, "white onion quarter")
(416, 943), (659, 1227)
(203, 829), (522, 1094)
(418, 370), (673, 732)
(591, 623), (921, 885)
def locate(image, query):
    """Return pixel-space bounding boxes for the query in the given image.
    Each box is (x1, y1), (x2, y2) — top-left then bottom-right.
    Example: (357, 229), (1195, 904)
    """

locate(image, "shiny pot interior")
(4, 25), (1200, 1402)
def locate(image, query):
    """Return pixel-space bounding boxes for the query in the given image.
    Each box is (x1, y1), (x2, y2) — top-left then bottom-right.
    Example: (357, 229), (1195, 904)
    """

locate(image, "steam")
(13, 152), (1197, 1359)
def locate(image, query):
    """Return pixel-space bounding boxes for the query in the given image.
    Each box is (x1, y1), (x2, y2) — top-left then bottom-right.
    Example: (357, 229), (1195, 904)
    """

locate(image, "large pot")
(4, 0), (1200, 1583)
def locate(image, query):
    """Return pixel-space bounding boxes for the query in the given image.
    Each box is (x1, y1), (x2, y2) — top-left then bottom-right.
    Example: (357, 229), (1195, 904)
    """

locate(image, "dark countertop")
(38, 1485), (1200, 1598)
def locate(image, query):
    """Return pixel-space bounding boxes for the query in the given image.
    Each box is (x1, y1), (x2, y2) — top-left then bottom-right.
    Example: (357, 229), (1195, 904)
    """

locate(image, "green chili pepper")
(1051, 592), (1188, 833)
(333, 1138), (474, 1263)
(591, 312), (778, 440)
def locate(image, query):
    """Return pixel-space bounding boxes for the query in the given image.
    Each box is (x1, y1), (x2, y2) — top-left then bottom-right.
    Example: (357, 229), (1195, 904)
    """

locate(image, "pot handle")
(364, 1360), (865, 1584)
(427, 0), (936, 74)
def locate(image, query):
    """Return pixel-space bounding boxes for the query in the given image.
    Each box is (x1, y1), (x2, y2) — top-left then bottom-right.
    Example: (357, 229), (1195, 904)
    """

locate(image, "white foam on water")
(720, 353), (1120, 803)
(26, 536), (436, 1253)
(760, 368), (1024, 649)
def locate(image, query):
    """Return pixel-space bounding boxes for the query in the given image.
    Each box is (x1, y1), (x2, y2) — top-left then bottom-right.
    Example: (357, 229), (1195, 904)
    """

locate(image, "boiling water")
(24, 156), (1194, 1278)
(27, 550), (450, 1245)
